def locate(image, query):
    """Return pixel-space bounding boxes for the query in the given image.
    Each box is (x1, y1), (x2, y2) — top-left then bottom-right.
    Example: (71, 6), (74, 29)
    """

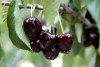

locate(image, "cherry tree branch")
(1, 1), (96, 27)
(2, 1), (43, 10)
(59, 4), (96, 27)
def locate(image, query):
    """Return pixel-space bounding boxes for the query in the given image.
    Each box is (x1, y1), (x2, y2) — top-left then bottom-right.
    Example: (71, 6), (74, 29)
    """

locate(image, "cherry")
(42, 46), (59, 60)
(84, 11), (99, 49)
(23, 17), (42, 40)
(29, 39), (41, 52)
(39, 31), (56, 49)
(83, 27), (99, 49)
(57, 33), (74, 53)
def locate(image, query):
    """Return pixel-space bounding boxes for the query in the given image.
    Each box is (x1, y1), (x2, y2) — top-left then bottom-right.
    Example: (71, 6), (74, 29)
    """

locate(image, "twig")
(2, 1), (43, 10)
(59, 4), (96, 27)
(1, 1), (96, 28)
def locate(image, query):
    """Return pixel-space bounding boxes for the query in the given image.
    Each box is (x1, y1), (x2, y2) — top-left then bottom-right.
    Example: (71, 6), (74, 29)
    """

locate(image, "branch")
(1, 1), (96, 28)
(59, 4), (96, 28)
(2, 1), (43, 10)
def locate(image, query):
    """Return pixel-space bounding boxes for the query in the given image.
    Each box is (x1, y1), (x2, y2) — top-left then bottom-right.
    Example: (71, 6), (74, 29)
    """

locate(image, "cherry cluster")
(23, 17), (74, 60)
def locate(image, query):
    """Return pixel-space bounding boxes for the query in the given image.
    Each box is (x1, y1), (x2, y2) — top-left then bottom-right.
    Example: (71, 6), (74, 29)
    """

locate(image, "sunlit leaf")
(42, 0), (60, 25)
(14, 6), (31, 51)
(88, 0), (100, 32)
(75, 22), (82, 43)
(7, 1), (31, 51)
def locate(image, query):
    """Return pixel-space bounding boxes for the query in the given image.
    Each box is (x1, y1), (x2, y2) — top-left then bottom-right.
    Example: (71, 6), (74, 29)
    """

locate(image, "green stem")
(31, 4), (36, 17)
(58, 13), (64, 34)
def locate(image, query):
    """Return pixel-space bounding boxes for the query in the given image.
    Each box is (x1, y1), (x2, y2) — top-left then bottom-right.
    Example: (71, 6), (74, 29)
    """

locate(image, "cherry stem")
(58, 12), (64, 34)
(31, 4), (36, 17)
(49, 25), (52, 33)
(1, 1), (96, 28)
(38, 10), (43, 19)
(31, 5), (33, 17)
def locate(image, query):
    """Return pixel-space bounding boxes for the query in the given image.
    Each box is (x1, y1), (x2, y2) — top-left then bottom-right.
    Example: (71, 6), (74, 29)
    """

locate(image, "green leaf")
(0, 58), (6, 67)
(73, 0), (92, 14)
(88, 0), (100, 32)
(14, 6), (31, 51)
(95, 54), (100, 67)
(61, 16), (72, 33)
(73, 0), (81, 10)
(21, 0), (41, 5)
(21, 0), (34, 5)
(72, 40), (82, 55)
(0, 45), (4, 60)
(42, 0), (60, 25)
(98, 47), (100, 55)
(63, 52), (74, 67)
(7, 1), (31, 51)
(73, 0), (92, 10)
(75, 23), (82, 43)
(0, 5), (4, 61)
(0, 8), (3, 24)
(84, 46), (96, 64)
(73, 55), (87, 67)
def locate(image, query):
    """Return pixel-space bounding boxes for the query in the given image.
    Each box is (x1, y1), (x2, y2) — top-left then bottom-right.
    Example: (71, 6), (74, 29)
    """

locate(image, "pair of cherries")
(23, 17), (74, 60)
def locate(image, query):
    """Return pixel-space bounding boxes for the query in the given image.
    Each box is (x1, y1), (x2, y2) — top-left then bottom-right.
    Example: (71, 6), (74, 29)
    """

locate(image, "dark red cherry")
(57, 33), (74, 53)
(29, 39), (41, 52)
(23, 17), (42, 40)
(83, 27), (99, 49)
(42, 46), (59, 60)
(39, 31), (56, 49)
